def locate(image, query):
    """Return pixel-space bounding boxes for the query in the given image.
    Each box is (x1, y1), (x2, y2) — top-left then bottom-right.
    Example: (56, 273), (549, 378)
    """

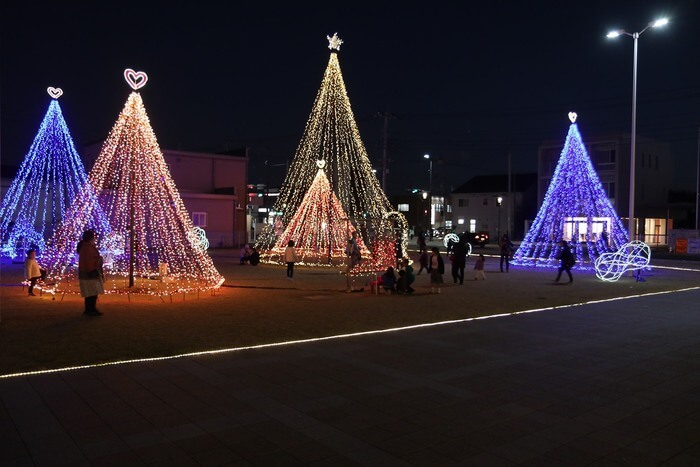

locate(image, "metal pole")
(507, 149), (512, 236)
(696, 126), (699, 230)
(629, 32), (639, 242)
(382, 114), (388, 192)
(498, 205), (501, 240)
(428, 159), (433, 230)
(429, 159), (433, 195)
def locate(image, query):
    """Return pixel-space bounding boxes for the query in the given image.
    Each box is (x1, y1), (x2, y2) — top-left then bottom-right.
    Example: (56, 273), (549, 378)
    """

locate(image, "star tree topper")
(327, 32), (343, 51)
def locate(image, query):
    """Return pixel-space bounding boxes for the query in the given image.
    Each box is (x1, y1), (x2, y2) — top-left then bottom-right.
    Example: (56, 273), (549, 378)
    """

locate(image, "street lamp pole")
(424, 154), (432, 231)
(497, 196), (503, 240)
(607, 18), (668, 242)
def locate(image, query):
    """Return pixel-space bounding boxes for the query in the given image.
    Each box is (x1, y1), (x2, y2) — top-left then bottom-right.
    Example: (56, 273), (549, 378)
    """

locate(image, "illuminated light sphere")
(443, 233), (472, 257)
(256, 34), (408, 272)
(443, 233), (459, 248)
(511, 112), (628, 269)
(594, 240), (651, 282)
(188, 227), (210, 252)
(123, 68), (148, 90)
(47, 87), (63, 99)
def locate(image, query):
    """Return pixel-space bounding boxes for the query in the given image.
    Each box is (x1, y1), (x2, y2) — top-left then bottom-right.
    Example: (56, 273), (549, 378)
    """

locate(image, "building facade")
(451, 174), (538, 242)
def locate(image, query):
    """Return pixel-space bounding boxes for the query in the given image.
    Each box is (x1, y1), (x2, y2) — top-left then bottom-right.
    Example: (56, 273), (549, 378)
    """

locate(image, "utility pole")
(696, 126), (699, 230)
(375, 112), (396, 192)
(507, 148), (512, 237)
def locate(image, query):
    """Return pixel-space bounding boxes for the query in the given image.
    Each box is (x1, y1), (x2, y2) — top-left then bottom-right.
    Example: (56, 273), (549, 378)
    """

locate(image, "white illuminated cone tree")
(44, 69), (224, 294)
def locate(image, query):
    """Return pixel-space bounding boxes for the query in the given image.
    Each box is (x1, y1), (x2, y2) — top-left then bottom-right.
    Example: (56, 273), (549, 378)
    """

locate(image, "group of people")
(23, 229), (105, 316)
(239, 244), (260, 265)
(377, 259), (416, 294)
(22, 229), (577, 317)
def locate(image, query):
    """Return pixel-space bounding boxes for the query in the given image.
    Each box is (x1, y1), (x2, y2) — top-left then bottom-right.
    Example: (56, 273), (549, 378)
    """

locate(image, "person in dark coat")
(555, 240), (575, 283)
(451, 239), (467, 285)
(499, 234), (514, 272)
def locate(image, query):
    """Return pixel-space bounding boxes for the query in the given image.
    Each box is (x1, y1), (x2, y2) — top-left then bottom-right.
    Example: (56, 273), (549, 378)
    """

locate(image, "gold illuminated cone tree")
(264, 161), (372, 265)
(257, 33), (408, 269)
(43, 69), (224, 294)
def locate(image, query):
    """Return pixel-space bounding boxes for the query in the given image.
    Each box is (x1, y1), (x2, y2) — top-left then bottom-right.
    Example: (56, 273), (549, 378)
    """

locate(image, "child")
(24, 249), (47, 296)
(284, 240), (299, 279)
(381, 266), (397, 294)
(474, 253), (486, 280)
(429, 246), (444, 294)
(398, 259), (416, 294)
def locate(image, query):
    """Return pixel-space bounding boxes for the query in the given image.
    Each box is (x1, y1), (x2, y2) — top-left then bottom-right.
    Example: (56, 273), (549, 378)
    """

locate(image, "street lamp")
(423, 154), (433, 232)
(496, 196), (503, 240)
(607, 17), (668, 242)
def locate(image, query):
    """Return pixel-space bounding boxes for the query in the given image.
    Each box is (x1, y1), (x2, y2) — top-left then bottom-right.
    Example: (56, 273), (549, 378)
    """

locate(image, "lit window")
(397, 203), (409, 212)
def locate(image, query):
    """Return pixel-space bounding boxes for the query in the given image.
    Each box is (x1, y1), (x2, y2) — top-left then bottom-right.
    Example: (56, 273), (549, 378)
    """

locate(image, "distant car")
(460, 231), (489, 248)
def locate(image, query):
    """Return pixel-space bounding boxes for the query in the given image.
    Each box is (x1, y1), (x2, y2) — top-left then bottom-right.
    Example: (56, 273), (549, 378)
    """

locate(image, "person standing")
(403, 259), (416, 293)
(417, 231), (426, 254)
(345, 231), (362, 269)
(284, 240), (299, 279)
(77, 229), (104, 316)
(343, 231), (363, 292)
(24, 249), (46, 296)
(555, 240), (575, 283)
(417, 250), (429, 275)
(499, 234), (514, 272)
(428, 246), (444, 294)
(451, 239), (467, 284)
(474, 253), (486, 280)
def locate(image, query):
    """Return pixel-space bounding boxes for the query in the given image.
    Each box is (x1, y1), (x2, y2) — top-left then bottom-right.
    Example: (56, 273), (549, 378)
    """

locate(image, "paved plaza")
(1, 245), (699, 465)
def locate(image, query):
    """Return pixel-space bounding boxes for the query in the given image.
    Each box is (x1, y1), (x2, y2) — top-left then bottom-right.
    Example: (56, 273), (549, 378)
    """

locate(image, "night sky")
(2, 1), (699, 196)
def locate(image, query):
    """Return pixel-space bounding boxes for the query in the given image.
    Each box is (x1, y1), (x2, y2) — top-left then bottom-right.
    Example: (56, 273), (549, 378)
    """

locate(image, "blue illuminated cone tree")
(0, 88), (110, 260)
(512, 112), (628, 267)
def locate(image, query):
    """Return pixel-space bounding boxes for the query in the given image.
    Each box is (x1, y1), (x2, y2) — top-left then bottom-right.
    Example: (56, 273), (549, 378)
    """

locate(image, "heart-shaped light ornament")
(124, 68), (148, 90)
(47, 87), (63, 99)
(568, 112), (577, 123)
(316, 159), (326, 169)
